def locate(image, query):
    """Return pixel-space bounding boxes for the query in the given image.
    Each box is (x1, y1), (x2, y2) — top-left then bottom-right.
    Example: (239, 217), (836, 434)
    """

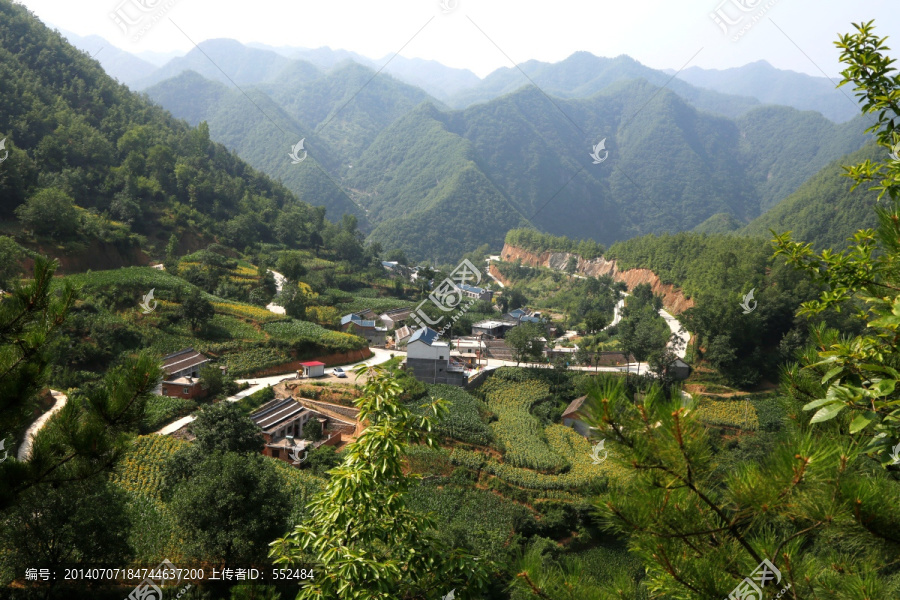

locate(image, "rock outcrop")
(498, 243), (694, 315)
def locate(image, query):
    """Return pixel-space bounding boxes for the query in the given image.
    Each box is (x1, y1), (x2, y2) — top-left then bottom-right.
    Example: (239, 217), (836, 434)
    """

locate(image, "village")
(142, 265), (691, 471)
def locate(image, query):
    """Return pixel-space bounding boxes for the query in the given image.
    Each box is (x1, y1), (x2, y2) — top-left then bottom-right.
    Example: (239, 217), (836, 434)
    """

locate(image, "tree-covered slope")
(261, 60), (441, 160)
(736, 107), (870, 211)
(740, 142), (884, 249)
(0, 0), (322, 262)
(144, 72), (363, 221)
(347, 78), (866, 260)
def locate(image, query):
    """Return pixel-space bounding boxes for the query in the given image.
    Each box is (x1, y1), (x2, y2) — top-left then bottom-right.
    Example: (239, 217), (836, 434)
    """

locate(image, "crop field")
(263, 320), (367, 352)
(408, 481), (535, 556)
(480, 377), (569, 473)
(340, 296), (417, 315)
(142, 396), (197, 433)
(111, 435), (187, 501)
(423, 385), (493, 446)
(693, 398), (759, 430)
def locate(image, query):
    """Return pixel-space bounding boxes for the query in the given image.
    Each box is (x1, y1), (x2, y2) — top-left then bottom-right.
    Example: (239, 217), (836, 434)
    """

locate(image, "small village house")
(405, 327), (466, 386)
(666, 358), (691, 380)
(340, 313), (388, 346)
(393, 324), (414, 347)
(472, 319), (517, 339)
(379, 307), (413, 330)
(562, 396), (595, 438)
(250, 397), (341, 465)
(297, 361), (326, 378)
(160, 348), (210, 399)
(458, 284), (493, 302)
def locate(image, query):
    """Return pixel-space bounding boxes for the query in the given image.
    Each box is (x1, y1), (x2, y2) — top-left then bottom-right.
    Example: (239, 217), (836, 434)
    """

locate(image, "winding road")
(17, 390), (68, 461)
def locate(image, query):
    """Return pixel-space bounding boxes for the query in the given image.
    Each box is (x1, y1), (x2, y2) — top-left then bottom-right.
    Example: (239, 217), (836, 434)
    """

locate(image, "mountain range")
(36, 28), (879, 262)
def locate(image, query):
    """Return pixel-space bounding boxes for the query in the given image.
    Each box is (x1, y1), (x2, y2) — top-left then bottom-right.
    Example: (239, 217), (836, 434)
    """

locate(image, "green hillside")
(0, 0), (329, 264)
(741, 142), (884, 248)
(348, 80), (867, 260)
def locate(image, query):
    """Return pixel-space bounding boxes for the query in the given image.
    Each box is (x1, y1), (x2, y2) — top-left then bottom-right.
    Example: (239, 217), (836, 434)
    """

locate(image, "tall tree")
(180, 289), (214, 331)
(505, 322), (546, 366)
(170, 452), (291, 565)
(270, 365), (491, 599)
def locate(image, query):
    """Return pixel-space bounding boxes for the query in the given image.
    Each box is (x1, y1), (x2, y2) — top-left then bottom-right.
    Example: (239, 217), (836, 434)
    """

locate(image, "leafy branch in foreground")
(269, 364), (493, 599)
(518, 378), (899, 600)
(772, 21), (900, 462)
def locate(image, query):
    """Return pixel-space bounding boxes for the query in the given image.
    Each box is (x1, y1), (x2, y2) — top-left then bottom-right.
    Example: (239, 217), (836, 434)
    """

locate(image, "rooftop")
(562, 395), (588, 419)
(251, 398), (310, 434)
(459, 283), (489, 294)
(299, 361), (326, 367)
(161, 348), (209, 375)
(408, 327), (440, 346)
(473, 320), (510, 329)
(164, 375), (201, 386)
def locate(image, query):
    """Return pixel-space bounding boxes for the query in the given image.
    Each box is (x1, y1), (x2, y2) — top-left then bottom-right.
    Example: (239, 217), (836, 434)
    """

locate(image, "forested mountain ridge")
(132, 37), (870, 261)
(344, 79), (868, 260)
(0, 0), (334, 266)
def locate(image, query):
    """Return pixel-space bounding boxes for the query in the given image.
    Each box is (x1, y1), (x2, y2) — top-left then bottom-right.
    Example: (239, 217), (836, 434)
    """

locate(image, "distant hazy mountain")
(58, 30), (156, 87)
(675, 61), (859, 123)
(134, 49), (186, 67)
(248, 43), (481, 101)
(446, 52), (761, 118)
(133, 39), (292, 89)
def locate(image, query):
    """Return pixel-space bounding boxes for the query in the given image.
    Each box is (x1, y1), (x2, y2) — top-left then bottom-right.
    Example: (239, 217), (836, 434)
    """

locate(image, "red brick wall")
(161, 383), (207, 400)
(249, 348), (373, 377)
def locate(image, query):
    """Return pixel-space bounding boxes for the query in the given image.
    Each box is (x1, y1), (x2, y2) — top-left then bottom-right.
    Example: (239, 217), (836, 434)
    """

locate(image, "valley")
(2, 2), (900, 599)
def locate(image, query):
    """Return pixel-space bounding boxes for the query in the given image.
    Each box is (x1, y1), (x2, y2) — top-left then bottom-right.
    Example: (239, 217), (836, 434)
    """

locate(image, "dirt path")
(17, 390), (67, 461)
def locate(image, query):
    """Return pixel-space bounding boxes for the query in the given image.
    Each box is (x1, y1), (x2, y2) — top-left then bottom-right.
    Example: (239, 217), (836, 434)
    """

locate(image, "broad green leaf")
(810, 403), (847, 423)
(821, 366), (844, 384)
(803, 398), (837, 411)
(873, 378), (897, 397)
(849, 412), (877, 433)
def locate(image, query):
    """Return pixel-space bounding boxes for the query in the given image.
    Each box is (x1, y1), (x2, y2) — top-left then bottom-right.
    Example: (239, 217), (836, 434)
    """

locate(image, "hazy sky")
(17, 0), (900, 78)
